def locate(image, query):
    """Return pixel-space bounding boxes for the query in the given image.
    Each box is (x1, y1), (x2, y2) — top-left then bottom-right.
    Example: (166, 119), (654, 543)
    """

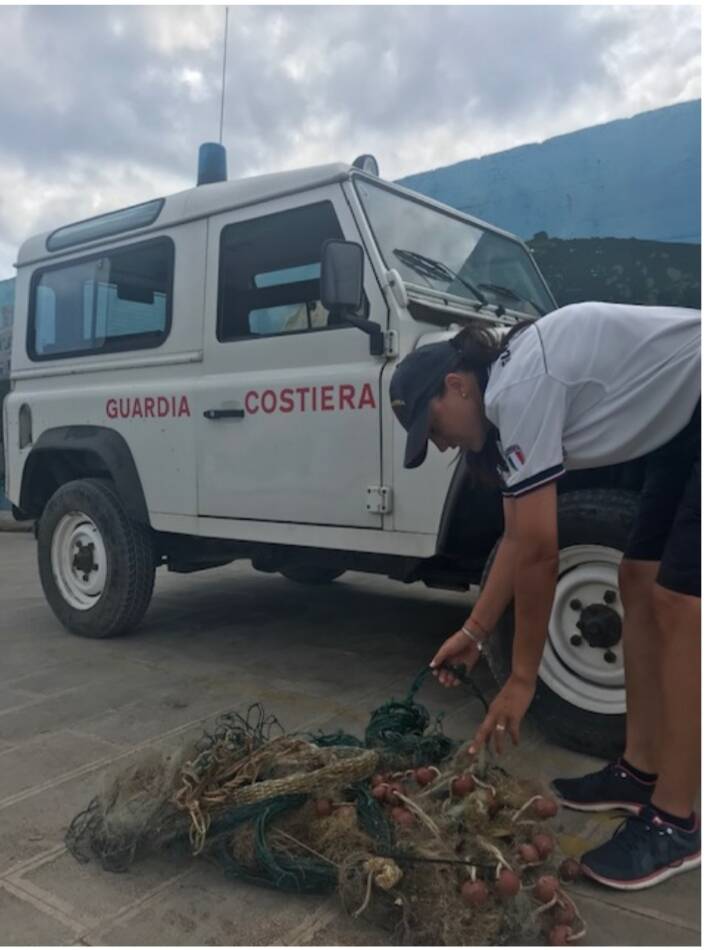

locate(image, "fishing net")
(66, 668), (587, 945)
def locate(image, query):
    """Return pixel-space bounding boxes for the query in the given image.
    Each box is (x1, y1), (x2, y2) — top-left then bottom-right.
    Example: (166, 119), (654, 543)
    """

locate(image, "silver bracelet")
(460, 626), (484, 651)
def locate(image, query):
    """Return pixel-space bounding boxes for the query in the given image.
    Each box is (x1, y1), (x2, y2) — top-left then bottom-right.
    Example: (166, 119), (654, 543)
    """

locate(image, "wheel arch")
(436, 454), (645, 566)
(19, 426), (149, 524)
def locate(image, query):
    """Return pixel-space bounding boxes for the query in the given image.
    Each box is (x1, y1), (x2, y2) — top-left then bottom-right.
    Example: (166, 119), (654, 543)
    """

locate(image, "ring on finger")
(495, 723), (506, 732)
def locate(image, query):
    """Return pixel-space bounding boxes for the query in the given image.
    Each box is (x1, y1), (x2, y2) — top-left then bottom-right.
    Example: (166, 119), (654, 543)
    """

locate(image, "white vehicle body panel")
(6, 164), (544, 557)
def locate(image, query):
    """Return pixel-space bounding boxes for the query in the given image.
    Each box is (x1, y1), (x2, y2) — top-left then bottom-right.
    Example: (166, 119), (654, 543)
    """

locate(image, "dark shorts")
(623, 401), (700, 598)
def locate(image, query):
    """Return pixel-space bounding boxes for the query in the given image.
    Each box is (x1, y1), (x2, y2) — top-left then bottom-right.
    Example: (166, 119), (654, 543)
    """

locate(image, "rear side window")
(28, 238), (173, 361)
(217, 201), (353, 341)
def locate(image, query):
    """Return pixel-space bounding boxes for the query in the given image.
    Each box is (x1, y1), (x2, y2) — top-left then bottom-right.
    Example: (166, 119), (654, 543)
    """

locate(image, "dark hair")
(441, 321), (532, 487)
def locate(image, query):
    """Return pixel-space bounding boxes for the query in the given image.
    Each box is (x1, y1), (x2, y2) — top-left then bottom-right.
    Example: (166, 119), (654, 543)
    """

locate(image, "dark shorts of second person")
(623, 400), (700, 598)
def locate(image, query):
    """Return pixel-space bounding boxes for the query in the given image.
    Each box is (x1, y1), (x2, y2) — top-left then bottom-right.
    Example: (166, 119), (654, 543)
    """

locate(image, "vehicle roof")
(16, 159), (533, 271)
(16, 162), (354, 268)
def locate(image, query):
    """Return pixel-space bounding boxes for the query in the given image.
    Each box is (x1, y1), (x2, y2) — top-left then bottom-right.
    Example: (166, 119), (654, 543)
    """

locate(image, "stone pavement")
(0, 531), (701, 945)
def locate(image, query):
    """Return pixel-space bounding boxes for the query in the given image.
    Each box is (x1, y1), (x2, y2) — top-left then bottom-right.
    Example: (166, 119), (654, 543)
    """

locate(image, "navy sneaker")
(551, 760), (655, 813)
(580, 806), (701, 890)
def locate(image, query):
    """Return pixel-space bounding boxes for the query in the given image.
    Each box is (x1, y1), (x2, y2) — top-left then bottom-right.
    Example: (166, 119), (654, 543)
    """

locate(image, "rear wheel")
(37, 478), (155, 638)
(484, 489), (638, 760)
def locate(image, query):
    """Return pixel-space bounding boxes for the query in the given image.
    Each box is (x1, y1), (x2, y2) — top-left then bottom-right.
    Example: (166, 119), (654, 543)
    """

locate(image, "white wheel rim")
(51, 512), (108, 611)
(539, 544), (626, 715)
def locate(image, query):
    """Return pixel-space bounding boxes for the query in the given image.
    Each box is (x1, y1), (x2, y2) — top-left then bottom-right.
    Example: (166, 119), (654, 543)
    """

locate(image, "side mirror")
(320, 240), (385, 356)
(320, 239), (364, 312)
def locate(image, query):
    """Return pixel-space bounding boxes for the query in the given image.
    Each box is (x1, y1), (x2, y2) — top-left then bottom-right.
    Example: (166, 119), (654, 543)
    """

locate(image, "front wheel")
(37, 478), (156, 638)
(484, 489), (639, 760)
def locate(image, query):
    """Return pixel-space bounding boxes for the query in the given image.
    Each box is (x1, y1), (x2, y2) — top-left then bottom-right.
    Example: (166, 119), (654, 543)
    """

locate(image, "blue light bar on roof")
(46, 198), (164, 252)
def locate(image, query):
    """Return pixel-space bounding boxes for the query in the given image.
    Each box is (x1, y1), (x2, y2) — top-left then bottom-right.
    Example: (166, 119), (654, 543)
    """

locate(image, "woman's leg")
(618, 559), (663, 774)
(648, 459), (701, 818)
(577, 457), (700, 888)
(648, 584), (700, 817)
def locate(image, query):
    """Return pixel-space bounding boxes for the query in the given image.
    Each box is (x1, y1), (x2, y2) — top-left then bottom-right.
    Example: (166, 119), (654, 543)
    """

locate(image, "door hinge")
(366, 485), (393, 514)
(384, 329), (398, 358)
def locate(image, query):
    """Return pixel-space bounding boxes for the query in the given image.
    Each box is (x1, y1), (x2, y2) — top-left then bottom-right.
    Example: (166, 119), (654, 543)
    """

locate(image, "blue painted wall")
(396, 100), (700, 244)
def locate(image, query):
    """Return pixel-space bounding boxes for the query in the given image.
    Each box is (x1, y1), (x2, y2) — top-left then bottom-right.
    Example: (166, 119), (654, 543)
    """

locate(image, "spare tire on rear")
(483, 489), (638, 760)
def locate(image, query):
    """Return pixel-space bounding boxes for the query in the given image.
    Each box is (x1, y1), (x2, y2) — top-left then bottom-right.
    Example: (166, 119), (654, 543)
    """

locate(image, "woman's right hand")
(429, 629), (485, 687)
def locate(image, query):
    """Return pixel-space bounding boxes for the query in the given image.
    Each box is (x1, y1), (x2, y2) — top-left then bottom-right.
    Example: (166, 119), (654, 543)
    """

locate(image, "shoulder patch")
(504, 443), (526, 473)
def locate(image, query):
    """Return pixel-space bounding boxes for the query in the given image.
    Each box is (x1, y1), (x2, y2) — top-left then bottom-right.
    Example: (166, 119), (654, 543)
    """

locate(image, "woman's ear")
(444, 372), (467, 396)
(445, 371), (474, 400)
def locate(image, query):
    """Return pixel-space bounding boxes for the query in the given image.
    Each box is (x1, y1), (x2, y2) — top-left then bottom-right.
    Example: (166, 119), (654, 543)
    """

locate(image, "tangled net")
(66, 668), (586, 945)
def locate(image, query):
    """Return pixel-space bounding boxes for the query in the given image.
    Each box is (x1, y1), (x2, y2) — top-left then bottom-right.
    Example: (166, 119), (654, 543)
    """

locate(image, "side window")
(29, 238), (173, 360)
(217, 201), (361, 342)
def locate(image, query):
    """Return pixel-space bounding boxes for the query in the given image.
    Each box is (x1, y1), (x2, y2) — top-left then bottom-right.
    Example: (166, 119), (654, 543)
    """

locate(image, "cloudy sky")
(0, 3), (700, 279)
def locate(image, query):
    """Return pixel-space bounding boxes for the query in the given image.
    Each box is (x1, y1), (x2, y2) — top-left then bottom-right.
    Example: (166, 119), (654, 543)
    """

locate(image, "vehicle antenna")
(219, 6), (229, 145)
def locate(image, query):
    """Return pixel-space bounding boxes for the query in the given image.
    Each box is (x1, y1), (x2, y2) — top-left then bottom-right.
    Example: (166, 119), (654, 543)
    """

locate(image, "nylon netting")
(66, 666), (586, 945)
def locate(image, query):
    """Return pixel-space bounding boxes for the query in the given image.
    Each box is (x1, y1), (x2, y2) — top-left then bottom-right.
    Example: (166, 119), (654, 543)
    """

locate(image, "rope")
(438, 662), (490, 715)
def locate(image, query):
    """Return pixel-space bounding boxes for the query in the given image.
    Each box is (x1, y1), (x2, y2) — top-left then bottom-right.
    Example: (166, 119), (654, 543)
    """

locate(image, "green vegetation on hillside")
(527, 234), (700, 310)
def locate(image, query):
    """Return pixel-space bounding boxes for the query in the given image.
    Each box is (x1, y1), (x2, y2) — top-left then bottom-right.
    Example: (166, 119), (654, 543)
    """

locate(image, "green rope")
(352, 781), (393, 849)
(362, 663), (488, 768)
(308, 729), (364, 748)
(212, 794), (338, 893)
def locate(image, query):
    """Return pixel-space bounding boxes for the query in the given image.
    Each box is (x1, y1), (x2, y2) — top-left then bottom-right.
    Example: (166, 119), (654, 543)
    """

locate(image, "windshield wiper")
(392, 248), (487, 307)
(476, 281), (546, 317)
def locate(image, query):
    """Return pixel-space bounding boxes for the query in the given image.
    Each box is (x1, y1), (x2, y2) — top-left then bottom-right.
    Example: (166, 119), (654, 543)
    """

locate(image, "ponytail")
(445, 321), (532, 488)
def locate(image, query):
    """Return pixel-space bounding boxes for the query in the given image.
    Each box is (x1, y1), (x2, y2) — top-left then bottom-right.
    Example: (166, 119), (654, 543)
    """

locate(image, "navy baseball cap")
(390, 340), (461, 469)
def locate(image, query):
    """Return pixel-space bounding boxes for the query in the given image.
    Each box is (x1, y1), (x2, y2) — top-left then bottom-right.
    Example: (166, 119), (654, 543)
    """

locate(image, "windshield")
(354, 178), (555, 318)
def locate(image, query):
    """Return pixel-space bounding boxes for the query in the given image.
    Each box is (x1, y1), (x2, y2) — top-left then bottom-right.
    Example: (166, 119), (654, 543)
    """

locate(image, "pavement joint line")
(63, 726), (132, 748)
(1, 843), (68, 882)
(0, 676), (406, 813)
(76, 867), (195, 944)
(5, 873), (98, 930)
(1, 655), (178, 694)
(0, 878), (86, 936)
(0, 699), (241, 812)
(570, 882), (701, 934)
(0, 662), (75, 691)
(0, 685), (91, 720)
(0, 726), (127, 761)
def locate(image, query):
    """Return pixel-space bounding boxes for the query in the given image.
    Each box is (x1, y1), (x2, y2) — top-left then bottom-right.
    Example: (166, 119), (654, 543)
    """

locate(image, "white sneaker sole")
(581, 851), (701, 891)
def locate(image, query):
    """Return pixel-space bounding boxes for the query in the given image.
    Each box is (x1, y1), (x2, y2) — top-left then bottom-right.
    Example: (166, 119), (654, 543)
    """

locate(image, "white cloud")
(0, 4), (700, 279)
(0, 157), (189, 270)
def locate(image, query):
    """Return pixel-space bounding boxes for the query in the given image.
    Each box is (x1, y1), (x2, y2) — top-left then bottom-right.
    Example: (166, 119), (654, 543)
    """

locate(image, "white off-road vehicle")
(3, 148), (643, 757)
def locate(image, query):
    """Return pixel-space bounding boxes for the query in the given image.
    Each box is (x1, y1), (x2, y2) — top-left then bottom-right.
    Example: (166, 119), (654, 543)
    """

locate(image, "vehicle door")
(197, 186), (388, 528)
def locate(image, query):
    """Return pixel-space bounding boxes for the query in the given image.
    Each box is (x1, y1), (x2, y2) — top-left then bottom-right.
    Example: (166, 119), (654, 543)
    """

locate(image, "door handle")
(203, 408), (245, 420)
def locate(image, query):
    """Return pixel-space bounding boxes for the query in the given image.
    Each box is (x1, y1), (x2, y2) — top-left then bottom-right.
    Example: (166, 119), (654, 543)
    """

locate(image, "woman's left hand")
(468, 675), (536, 756)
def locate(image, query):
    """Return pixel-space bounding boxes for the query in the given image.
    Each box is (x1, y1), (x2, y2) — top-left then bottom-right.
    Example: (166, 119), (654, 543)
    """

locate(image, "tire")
(484, 489), (639, 760)
(280, 565), (344, 585)
(37, 478), (156, 638)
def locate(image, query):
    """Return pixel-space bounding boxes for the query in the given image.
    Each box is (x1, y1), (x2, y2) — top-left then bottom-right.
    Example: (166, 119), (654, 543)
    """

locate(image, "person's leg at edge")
(578, 459), (700, 888)
(648, 583), (701, 820)
(618, 559), (664, 776)
(550, 558), (663, 810)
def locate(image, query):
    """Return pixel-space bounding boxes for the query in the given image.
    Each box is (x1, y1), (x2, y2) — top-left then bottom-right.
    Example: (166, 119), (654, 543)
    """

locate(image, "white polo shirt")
(484, 302), (701, 497)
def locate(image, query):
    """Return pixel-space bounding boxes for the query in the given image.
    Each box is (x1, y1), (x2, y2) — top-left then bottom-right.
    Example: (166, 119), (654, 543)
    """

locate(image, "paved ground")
(0, 530), (700, 946)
